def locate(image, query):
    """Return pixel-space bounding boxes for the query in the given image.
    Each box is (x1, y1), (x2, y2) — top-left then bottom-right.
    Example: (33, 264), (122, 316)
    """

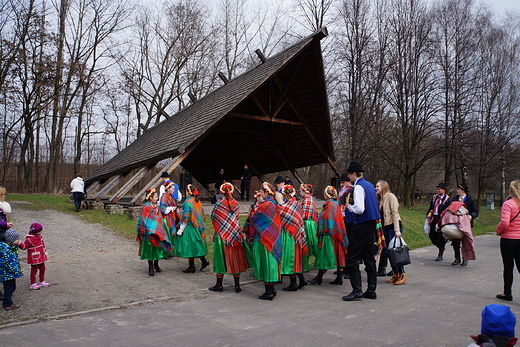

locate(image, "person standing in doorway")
(70, 174), (85, 212)
(240, 165), (253, 201)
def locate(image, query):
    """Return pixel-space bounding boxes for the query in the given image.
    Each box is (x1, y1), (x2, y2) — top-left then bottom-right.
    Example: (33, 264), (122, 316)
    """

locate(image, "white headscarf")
(0, 201), (12, 214)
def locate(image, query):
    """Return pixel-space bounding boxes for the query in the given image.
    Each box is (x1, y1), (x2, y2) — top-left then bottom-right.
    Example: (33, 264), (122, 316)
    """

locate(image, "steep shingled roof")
(86, 28), (337, 192)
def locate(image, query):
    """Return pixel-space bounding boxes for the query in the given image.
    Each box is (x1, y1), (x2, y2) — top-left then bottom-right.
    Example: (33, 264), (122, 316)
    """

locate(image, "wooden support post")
(131, 155), (183, 205)
(93, 174), (126, 201)
(109, 164), (155, 203)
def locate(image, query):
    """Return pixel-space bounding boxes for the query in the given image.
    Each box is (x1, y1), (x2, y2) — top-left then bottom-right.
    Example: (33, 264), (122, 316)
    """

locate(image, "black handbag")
(388, 237), (411, 268)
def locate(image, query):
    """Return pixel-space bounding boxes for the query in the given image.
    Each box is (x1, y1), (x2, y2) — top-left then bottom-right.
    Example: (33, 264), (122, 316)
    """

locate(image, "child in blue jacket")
(0, 229), (23, 311)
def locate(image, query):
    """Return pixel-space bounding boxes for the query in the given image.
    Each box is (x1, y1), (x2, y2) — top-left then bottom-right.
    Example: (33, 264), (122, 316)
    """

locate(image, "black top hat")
(436, 183), (447, 190)
(457, 183), (469, 192)
(160, 171), (170, 178)
(274, 175), (285, 184)
(339, 173), (350, 182)
(346, 162), (363, 173)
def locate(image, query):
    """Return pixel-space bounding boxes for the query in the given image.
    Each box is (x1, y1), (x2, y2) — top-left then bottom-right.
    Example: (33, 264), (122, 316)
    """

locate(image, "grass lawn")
(9, 194), (501, 253)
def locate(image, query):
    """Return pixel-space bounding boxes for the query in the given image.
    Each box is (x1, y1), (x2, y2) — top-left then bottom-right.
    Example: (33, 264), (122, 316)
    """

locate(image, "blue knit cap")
(4, 229), (20, 244)
(481, 304), (516, 337)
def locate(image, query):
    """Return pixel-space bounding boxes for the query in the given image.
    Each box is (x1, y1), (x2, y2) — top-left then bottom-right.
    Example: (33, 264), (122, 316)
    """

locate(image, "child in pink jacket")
(20, 223), (50, 290)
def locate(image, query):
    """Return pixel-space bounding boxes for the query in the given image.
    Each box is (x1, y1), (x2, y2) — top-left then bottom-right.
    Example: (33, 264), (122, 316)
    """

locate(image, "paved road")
(1, 233), (515, 347)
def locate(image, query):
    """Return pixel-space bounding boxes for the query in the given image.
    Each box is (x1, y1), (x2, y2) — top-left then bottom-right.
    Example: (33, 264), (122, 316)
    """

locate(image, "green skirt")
(212, 235), (250, 274)
(139, 240), (170, 261)
(314, 235), (337, 270)
(304, 219), (319, 256)
(280, 230), (304, 274)
(252, 239), (280, 282)
(173, 224), (207, 258)
(162, 219), (176, 248)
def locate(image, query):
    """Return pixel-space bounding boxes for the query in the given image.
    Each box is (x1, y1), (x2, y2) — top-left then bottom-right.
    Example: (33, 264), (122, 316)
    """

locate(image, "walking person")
(451, 183), (479, 266)
(136, 189), (172, 276)
(247, 183), (282, 300)
(300, 184), (319, 272)
(70, 174), (85, 212)
(426, 183), (451, 261)
(174, 184), (209, 273)
(20, 223), (51, 289)
(308, 186), (348, 286)
(342, 162), (380, 301)
(279, 184), (308, 291)
(209, 183), (250, 293)
(496, 179), (520, 301)
(375, 180), (407, 285)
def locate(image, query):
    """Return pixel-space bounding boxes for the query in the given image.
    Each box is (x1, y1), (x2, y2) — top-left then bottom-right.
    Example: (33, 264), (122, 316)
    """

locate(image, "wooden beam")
(93, 174), (127, 201)
(255, 49), (267, 63)
(287, 95), (341, 176)
(131, 155), (184, 205)
(86, 181), (102, 197)
(109, 164), (155, 203)
(229, 112), (303, 126)
(218, 72), (229, 84)
(188, 92), (197, 103)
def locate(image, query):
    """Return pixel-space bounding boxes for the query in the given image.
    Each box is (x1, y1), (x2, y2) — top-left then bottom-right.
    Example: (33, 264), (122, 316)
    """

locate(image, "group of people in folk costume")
(136, 162), (387, 301)
(136, 176), (209, 277)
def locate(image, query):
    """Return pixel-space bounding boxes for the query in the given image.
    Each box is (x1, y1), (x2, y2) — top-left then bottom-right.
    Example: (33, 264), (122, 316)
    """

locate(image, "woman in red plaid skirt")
(209, 183), (250, 293)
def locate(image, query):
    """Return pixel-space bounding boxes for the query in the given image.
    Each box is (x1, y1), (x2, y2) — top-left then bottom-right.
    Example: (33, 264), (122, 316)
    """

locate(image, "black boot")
(148, 261), (154, 277)
(234, 275), (241, 293)
(452, 240), (461, 265)
(364, 269), (377, 299)
(377, 248), (388, 276)
(330, 267), (343, 285)
(435, 247), (444, 261)
(283, 274), (298, 291)
(183, 259), (196, 273)
(209, 275), (224, 292)
(153, 260), (162, 273)
(259, 283), (274, 300)
(200, 256), (209, 271)
(308, 270), (326, 285)
(297, 273), (307, 289)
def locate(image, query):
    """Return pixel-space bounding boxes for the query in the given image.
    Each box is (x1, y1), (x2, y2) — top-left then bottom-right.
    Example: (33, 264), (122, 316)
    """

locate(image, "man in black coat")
(426, 183), (452, 261)
(451, 183), (479, 266)
(240, 164), (252, 201)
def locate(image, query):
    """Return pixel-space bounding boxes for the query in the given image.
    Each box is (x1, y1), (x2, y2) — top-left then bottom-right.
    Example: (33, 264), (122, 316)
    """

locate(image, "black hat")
(160, 172), (170, 178)
(346, 162), (363, 173)
(339, 173), (350, 182)
(458, 183), (469, 192)
(436, 183), (447, 190)
(274, 175), (285, 184)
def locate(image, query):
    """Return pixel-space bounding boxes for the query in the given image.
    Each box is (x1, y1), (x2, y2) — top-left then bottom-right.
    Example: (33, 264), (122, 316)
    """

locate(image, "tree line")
(1, 0), (519, 207)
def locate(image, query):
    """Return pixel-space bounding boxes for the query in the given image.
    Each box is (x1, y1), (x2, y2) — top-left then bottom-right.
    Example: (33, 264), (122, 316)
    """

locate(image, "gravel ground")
(1, 201), (258, 325)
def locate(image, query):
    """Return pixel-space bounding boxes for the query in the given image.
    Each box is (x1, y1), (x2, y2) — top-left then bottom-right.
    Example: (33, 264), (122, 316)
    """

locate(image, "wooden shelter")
(85, 28), (340, 204)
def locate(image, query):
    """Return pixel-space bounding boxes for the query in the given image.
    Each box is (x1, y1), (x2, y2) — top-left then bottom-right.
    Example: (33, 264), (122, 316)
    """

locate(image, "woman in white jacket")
(70, 174), (85, 212)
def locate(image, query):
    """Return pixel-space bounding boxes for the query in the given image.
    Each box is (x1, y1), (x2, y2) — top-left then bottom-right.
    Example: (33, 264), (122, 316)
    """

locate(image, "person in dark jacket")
(240, 165), (253, 201)
(426, 183), (452, 261)
(451, 183), (479, 266)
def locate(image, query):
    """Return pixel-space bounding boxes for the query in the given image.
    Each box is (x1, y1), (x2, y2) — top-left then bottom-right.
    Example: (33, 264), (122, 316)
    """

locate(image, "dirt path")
(1, 202), (257, 325)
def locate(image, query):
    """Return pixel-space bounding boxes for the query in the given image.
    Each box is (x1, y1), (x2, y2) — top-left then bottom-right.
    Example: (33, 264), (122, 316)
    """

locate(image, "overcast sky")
(480, 0), (520, 15)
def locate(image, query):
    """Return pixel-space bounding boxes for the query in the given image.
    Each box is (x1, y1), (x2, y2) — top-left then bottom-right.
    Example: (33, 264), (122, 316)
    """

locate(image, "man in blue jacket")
(342, 162), (381, 301)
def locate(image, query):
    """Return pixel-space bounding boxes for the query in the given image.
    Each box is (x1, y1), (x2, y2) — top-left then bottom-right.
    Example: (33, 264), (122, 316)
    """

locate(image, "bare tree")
(120, 0), (215, 136)
(383, 0), (439, 207)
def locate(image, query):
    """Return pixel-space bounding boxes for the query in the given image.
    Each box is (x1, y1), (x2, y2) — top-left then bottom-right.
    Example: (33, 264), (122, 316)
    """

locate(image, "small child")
(20, 223), (49, 289)
(0, 229), (23, 311)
